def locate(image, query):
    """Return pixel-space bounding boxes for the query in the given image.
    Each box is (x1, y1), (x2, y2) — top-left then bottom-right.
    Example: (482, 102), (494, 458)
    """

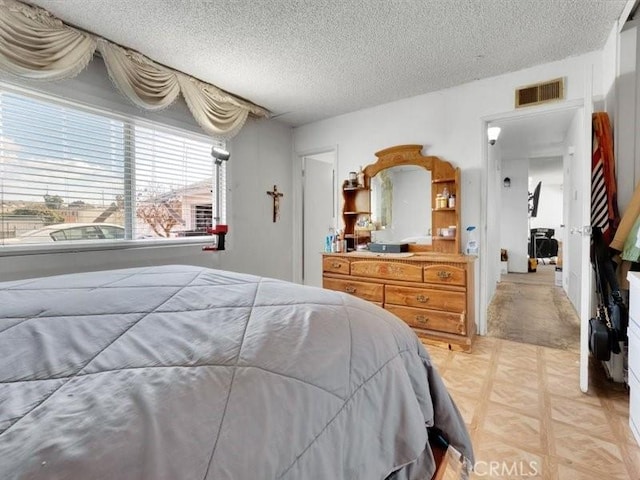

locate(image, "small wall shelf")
(431, 177), (456, 184)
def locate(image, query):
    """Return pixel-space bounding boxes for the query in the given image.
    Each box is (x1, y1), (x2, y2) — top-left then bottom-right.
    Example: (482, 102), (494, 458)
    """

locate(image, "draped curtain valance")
(0, 0), (269, 138)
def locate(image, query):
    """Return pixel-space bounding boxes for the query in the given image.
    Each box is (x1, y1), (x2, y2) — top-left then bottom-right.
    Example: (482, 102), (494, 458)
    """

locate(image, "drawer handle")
(416, 315), (429, 324)
(416, 294), (429, 303)
(345, 286), (356, 293)
(437, 271), (452, 279)
(331, 262), (342, 269)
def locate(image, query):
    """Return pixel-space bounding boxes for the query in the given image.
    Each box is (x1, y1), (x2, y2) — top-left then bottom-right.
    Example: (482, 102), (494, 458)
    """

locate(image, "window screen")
(0, 88), (225, 247)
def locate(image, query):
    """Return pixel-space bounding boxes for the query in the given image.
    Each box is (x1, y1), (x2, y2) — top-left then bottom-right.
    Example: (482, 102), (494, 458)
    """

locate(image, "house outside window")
(0, 86), (226, 247)
(193, 204), (213, 231)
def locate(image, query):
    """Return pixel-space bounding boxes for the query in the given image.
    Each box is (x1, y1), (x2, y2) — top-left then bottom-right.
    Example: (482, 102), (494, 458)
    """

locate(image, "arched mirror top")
(363, 144), (456, 180)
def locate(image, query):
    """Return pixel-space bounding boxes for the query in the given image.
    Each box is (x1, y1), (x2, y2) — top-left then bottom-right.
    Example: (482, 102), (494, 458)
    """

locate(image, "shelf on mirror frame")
(433, 236), (456, 240)
(432, 207), (456, 211)
(343, 211), (372, 215)
(343, 186), (370, 191)
(431, 177), (456, 184)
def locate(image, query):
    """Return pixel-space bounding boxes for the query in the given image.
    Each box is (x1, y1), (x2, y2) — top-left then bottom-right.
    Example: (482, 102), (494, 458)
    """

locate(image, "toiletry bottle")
(335, 231), (342, 253)
(326, 228), (335, 253)
(357, 166), (365, 188)
(448, 194), (455, 208)
(465, 226), (479, 255)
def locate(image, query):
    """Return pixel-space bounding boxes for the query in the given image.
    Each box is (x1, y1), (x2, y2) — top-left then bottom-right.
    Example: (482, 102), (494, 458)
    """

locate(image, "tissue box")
(368, 242), (409, 253)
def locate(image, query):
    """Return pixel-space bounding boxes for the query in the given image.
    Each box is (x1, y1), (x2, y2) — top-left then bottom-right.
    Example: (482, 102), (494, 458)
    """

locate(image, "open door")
(577, 84), (594, 393)
(302, 153), (335, 287)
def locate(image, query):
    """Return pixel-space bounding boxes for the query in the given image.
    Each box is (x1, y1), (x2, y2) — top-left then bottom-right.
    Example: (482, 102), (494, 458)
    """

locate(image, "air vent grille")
(515, 78), (564, 108)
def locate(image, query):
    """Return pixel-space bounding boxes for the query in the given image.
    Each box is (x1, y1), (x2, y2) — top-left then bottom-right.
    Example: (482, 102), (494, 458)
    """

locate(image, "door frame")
(480, 96), (593, 392)
(293, 146), (338, 284)
(480, 98), (585, 331)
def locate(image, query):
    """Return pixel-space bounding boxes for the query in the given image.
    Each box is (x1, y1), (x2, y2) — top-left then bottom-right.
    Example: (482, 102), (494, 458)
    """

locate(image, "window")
(0, 87), (226, 248)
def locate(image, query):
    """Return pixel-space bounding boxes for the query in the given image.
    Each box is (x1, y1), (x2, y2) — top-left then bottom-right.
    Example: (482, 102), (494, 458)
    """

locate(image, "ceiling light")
(487, 126), (501, 145)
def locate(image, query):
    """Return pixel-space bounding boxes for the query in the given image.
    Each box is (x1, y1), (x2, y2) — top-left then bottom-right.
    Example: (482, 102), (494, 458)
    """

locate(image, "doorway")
(301, 151), (336, 287)
(487, 108), (581, 351)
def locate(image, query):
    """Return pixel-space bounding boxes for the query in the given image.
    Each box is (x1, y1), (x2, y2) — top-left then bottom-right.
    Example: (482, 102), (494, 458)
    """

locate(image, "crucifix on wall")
(266, 185), (283, 222)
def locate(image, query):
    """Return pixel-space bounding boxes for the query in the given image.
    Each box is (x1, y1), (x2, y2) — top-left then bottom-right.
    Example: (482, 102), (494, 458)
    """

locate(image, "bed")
(0, 265), (473, 479)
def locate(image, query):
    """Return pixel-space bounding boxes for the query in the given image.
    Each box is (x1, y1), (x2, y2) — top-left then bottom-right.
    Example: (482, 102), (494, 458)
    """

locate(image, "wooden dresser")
(322, 252), (476, 351)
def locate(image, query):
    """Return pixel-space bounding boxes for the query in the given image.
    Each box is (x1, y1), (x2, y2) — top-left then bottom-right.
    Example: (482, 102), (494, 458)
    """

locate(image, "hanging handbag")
(588, 248), (620, 361)
(589, 304), (616, 361)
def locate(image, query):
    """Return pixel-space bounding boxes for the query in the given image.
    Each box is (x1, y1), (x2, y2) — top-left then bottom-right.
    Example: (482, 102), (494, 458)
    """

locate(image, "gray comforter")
(0, 265), (473, 479)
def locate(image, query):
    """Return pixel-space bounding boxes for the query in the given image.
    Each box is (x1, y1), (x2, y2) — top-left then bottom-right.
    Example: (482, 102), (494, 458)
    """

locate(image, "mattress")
(0, 265), (473, 479)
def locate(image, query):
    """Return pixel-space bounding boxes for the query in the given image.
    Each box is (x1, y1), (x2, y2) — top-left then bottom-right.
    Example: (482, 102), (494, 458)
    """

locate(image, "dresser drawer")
(323, 278), (383, 302)
(385, 285), (465, 313)
(424, 265), (466, 287)
(351, 260), (423, 282)
(323, 257), (350, 274)
(385, 304), (465, 335)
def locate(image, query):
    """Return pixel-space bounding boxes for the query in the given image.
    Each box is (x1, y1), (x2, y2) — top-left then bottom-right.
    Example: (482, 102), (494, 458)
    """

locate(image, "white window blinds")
(0, 87), (225, 246)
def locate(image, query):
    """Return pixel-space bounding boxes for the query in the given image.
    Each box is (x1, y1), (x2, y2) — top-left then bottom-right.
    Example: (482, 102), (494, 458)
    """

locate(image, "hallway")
(487, 264), (580, 351)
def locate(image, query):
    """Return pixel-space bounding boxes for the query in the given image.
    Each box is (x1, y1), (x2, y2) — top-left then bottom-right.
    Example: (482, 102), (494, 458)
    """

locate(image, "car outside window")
(98, 225), (125, 239)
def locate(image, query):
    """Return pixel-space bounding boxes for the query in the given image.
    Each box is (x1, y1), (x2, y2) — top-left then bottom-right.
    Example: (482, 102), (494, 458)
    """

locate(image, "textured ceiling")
(27, 0), (630, 127)
(492, 108), (577, 159)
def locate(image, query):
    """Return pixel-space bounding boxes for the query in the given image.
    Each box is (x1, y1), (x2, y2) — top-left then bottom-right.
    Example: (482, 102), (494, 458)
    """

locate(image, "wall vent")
(515, 78), (564, 108)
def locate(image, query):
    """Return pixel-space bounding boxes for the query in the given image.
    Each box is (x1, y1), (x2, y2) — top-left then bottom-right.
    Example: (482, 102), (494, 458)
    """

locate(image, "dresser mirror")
(361, 144), (460, 254)
(369, 165), (431, 244)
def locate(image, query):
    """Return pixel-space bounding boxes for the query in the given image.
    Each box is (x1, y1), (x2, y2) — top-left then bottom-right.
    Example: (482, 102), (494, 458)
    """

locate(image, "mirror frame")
(363, 144), (460, 253)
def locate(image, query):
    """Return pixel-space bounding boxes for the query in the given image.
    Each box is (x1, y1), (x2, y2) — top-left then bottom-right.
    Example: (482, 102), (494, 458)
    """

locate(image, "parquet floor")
(426, 337), (640, 479)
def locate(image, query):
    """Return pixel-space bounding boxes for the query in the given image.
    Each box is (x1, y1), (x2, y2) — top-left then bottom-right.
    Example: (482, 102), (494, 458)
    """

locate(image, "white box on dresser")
(627, 271), (640, 446)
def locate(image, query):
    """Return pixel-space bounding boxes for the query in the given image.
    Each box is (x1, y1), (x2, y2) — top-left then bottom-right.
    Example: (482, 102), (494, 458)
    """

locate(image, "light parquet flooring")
(426, 337), (639, 480)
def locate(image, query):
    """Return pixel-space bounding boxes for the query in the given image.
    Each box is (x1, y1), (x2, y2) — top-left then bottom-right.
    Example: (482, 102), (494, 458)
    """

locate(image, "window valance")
(0, 0), (269, 138)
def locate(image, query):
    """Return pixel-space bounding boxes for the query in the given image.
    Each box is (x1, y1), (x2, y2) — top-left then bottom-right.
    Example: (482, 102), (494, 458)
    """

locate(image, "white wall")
(500, 158), (529, 273)
(220, 118), (294, 280)
(294, 50), (605, 331)
(617, 21), (640, 213)
(0, 60), (295, 282)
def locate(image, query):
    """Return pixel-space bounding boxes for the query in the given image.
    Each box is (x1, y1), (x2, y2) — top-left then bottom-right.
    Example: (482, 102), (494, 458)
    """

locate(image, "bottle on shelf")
(357, 166), (365, 188)
(448, 194), (456, 208)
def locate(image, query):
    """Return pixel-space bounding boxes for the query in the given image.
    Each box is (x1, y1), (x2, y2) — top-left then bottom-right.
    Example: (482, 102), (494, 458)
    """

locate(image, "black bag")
(589, 306), (617, 361)
(588, 238), (622, 361)
(609, 290), (629, 341)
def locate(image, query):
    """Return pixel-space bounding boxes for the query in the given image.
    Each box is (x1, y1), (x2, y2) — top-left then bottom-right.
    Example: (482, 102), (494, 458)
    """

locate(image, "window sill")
(0, 237), (221, 257)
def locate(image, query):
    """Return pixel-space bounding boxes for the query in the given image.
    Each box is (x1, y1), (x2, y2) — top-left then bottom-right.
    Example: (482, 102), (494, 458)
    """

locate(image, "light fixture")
(211, 146), (230, 165)
(503, 177), (511, 188)
(487, 126), (501, 145)
(205, 145), (231, 251)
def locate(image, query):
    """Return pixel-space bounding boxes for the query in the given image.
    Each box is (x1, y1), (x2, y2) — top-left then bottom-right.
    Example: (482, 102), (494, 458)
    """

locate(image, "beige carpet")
(487, 265), (580, 351)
